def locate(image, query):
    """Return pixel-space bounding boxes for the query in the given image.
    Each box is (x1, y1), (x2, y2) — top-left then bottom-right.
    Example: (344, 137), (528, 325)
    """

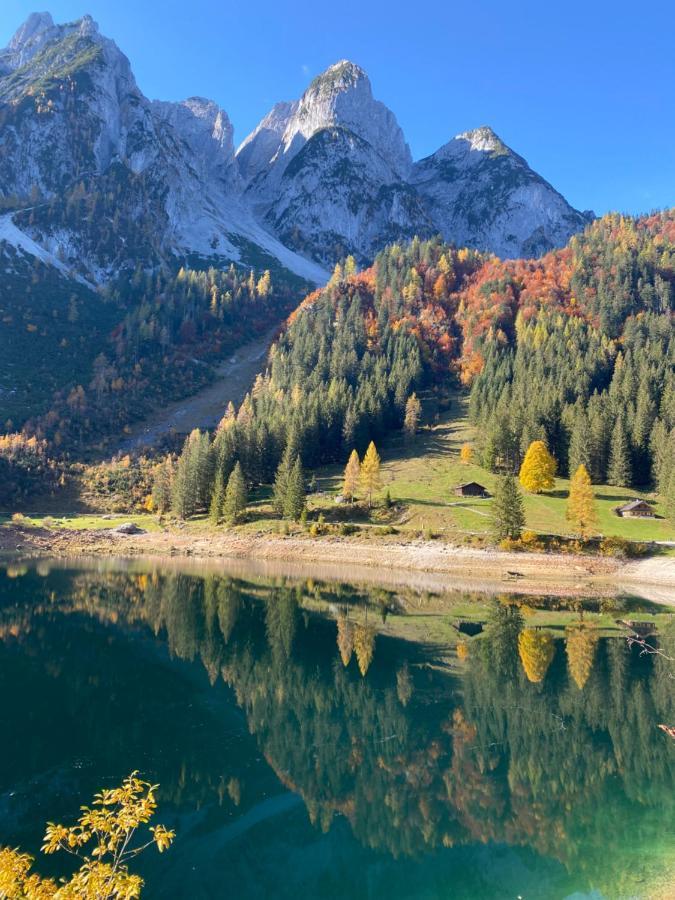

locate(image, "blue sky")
(2, 0), (674, 216)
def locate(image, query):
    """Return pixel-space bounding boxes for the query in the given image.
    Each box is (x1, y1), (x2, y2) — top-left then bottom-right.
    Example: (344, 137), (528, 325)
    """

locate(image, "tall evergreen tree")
(283, 456), (306, 521)
(209, 468), (225, 525)
(492, 475), (525, 540)
(273, 445), (294, 516)
(567, 409), (592, 480)
(607, 416), (632, 486)
(223, 462), (247, 524)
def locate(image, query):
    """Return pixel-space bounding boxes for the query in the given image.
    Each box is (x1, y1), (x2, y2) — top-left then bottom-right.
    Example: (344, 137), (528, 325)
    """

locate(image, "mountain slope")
(0, 13), (326, 283)
(237, 61), (428, 263)
(411, 126), (592, 258)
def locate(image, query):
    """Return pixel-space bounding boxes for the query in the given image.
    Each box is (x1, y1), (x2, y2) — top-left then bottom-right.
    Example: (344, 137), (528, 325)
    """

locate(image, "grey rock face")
(0, 13), (590, 284)
(239, 71), (588, 263)
(411, 126), (591, 258)
(0, 13), (326, 283)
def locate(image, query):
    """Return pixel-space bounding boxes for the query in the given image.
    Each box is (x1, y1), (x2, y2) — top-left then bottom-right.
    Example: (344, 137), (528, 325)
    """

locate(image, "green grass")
(235, 394), (674, 546)
(0, 512), (161, 532)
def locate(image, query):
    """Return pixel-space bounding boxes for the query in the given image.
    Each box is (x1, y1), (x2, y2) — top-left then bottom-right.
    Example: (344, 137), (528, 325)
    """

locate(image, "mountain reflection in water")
(0, 563), (673, 900)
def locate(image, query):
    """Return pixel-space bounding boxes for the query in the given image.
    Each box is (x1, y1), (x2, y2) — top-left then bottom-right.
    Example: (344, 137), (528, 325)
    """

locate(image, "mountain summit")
(237, 63), (588, 263)
(0, 12), (590, 278)
(411, 126), (592, 258)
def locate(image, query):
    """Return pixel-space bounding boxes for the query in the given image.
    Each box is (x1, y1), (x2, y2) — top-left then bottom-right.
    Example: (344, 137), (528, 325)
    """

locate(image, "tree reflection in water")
(0, 565), (673, 898)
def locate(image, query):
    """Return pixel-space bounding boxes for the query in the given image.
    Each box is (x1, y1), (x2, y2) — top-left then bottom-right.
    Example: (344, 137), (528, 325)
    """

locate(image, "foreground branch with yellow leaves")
(0, 773), (174, 899)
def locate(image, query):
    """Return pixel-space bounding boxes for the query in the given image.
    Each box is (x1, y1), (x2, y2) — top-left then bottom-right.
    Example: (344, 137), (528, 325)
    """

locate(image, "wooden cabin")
(615, 499), (655, 518)
(454, 481), (489, 498)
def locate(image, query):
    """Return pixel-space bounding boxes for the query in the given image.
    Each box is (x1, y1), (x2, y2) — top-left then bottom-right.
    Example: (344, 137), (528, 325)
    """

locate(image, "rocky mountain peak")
(237, 58), (412, 192)
(455, 125), (509, 154)
(306, 59), (368, 95)
(8, 11), (54, 49)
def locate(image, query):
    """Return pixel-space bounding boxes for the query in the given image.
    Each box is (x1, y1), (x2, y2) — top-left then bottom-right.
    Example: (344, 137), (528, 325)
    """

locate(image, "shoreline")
(2, 524), (674, 602)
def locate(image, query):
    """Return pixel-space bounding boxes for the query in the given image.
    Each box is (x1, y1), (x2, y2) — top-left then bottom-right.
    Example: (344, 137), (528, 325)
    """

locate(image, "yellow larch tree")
(354, 622), (376, 676)
(460, 443), (473, 465)
(519, 440), (557, 493)
(566, 464), (598, 537)
(360, 441), (381, 508)
(343, 449), (361, 502)
(518, 629), (555, 683)
(565, 624), (599, 689)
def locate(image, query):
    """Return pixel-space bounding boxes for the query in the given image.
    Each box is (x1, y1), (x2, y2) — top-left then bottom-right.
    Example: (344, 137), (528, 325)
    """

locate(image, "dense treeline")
(0, 433), (59, 504)
(19, 263), (305, 451)
(164, 214), (675, 520)
(468, 213), (675, 490)
(162, 242), (485, 516)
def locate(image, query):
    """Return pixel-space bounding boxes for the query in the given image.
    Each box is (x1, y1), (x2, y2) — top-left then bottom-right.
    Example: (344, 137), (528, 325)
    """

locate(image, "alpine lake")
(1, 558), (674, 899)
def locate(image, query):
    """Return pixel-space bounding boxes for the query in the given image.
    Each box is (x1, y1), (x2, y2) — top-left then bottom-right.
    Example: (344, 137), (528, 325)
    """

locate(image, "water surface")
(1, 561), (673, 899)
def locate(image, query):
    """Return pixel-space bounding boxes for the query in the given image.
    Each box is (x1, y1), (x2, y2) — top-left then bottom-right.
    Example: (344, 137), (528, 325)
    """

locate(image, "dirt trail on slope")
(117, 328), (274, 453)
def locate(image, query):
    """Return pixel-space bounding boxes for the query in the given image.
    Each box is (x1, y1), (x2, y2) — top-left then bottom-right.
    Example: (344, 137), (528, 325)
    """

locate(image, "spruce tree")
(223, 462), (247, 524)
(209, 468), (225, 525)
(283, 456), (306, 521)
(607, 416), (632, 486)
(492, 475), (525, 541)
(273, 446), (294, 516)
(666, 468), (675, 526)
(568, 410), (592, 480)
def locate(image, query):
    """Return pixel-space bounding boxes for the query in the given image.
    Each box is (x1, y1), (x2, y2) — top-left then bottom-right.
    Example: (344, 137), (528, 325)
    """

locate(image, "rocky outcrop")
(410, 126), (592, 258)
(0, 12), (591, 282)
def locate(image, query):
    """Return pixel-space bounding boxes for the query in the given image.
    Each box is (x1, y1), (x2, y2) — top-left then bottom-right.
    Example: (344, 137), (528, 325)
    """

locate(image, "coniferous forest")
(157, 212), (674, 526)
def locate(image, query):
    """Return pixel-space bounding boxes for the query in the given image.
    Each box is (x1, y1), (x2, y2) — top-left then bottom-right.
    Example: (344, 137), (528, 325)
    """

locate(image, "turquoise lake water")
(0, 562), (673, 899)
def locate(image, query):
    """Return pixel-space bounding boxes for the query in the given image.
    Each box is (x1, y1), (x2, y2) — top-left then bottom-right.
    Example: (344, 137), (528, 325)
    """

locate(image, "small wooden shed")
(615, 499), (655, 518)
(454, 481), (489, 498)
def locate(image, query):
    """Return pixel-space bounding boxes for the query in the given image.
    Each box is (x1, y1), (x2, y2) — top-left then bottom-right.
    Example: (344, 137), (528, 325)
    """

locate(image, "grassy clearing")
(3, 394), (673, 552)
(0, 512), (161, 532)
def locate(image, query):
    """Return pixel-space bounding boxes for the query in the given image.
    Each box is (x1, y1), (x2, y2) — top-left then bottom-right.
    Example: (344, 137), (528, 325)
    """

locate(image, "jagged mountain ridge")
(237, 61), (591, 263)
(0, 12), (326, 283)
(0, 11), (590, 283)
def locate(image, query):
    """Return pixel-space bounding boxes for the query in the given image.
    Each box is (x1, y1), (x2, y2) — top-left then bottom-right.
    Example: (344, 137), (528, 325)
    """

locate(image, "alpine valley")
(0, 11), (673, 553)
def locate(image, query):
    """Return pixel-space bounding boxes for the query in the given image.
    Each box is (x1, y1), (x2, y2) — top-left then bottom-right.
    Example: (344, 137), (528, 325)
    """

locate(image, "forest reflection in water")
(0, 561), (674, 900)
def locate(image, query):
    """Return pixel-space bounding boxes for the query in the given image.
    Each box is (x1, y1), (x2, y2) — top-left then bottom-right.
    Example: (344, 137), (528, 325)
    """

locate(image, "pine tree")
(519, 440), (557, 494)
(566, 464), (598, 537)
(666, 467), (675, 526)
(518, 629), (555, 683)
(360, 441), (381, 508)
(607, 416), (632, 486)
(284, 456), (306, 521)
(568, 409), (592, 479)
(343, 449), (361, 502)
(209, 468), (225, 525)
(403, 393), (421, 439)
(223, 462), (247, 524)
(492, 475), (525, 540)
